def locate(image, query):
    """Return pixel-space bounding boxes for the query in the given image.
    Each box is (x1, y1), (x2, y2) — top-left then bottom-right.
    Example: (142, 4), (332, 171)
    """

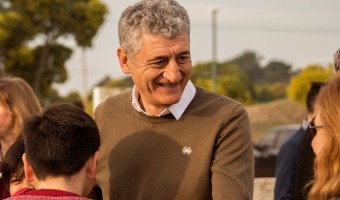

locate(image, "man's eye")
(151, 60), (167, 67)
(177, 56), (189, 64)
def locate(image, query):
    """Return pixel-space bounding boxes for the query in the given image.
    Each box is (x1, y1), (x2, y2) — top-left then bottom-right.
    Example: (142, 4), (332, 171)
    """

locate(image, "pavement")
(254, 177), (275, 200)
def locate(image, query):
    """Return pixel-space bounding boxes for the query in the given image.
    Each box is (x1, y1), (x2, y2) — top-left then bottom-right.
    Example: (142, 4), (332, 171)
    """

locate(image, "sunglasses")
(308, 116), (324, 136)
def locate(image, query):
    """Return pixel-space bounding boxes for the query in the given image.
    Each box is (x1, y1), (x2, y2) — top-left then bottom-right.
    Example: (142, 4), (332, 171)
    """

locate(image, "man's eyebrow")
(173, 51), (191, 60)
(146, 50), (191, 62)
(177, 50), (190, 56)
(146, 56), (168, 63)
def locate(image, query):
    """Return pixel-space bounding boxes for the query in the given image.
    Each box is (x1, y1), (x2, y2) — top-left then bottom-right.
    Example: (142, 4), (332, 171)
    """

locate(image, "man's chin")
(158, 96), (181, 106)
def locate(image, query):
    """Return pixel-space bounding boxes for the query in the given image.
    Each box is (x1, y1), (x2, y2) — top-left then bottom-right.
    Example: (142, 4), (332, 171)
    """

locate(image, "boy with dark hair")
(7, 103), (100, 199)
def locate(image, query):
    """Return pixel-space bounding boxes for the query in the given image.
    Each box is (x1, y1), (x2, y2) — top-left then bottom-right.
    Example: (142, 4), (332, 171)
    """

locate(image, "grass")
(246, 98), (306, 143)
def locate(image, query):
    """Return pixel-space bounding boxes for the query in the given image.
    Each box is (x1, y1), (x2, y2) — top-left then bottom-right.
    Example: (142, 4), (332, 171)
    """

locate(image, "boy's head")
(1, 139), (32, 196)
(22, 103), (100, 194)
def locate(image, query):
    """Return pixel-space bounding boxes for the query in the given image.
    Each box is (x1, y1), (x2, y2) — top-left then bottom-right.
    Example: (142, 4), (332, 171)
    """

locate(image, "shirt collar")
(302, 118), (309, 130)
(131, 80), (196, 120)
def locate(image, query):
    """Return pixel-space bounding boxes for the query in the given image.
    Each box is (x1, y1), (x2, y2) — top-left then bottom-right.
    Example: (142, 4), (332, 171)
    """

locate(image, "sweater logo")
(182, 147), (192, 155)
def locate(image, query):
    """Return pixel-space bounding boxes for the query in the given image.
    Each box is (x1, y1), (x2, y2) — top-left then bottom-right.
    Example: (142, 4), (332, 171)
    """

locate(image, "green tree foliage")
(106, 77), (134, 88)
(229, 51), (263, 82)
(0, 0), (107, 102)
(217, 73), (253, 105)
(6, 45), (72, 99)
(255, 83), (287, 102)
(287, 64), (333, 105)
(262, 61), (292, 83)
(191, 62), (255, 104)
(63, 91), (82, 102)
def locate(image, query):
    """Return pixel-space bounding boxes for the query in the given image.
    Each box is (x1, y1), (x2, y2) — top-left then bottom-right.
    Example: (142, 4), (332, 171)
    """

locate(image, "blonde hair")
(309, 73), (340, 200)
(0, 77), (42, 140)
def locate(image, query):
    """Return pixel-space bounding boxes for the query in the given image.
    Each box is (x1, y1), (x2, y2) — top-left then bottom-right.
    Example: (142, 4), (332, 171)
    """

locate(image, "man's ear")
(22, 153), (34, 182)
(86, 151), (100, 180)
(117, 47), (131, 74)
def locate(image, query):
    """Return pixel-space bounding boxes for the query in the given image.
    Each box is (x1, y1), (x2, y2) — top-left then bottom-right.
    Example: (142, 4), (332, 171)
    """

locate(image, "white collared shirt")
(302, 118), (309, 131)
(132, 80), (196, 120)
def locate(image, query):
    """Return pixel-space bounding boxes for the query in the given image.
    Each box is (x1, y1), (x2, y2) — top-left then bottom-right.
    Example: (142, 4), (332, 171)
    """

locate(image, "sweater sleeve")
(211, 104), (254, 200)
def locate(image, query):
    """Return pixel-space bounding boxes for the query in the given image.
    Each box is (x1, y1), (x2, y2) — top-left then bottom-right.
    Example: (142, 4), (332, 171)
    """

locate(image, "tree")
(0, 0), (107, 103)
(255, 83), (287, 102)
(287, 64), (333, 105)
(229, 51), (263, 82)
(262, 61), (292, 83)
(191, 62), (254, 105)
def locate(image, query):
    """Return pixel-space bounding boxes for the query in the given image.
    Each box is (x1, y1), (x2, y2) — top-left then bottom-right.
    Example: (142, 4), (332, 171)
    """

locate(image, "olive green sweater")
(94, 86), (254, 200)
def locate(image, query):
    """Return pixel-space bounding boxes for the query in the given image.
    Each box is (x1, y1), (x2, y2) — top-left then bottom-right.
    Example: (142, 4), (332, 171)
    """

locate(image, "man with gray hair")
(94, 0), (254, 199)
(334, 48), (340, 72)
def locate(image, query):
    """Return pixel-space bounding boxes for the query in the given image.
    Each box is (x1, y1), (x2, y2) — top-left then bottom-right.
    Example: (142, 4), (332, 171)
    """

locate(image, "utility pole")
(0, 0), (5, 75)
(81, 47), (88, 111)
(209, 6), (218, 92)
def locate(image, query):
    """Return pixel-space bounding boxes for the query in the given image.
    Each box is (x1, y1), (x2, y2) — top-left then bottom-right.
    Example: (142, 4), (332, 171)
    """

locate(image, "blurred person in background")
(0, 77), (41, 199)
(275, 81), (324, 200)
(308, 73), (340, 200)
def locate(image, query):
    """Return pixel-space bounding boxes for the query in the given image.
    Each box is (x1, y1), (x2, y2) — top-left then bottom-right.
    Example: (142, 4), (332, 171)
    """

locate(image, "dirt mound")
(246, 99), (306, 142)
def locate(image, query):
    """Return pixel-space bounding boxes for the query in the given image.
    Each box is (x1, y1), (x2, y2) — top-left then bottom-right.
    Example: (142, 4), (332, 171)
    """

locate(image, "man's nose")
(163, 61), (181, 83)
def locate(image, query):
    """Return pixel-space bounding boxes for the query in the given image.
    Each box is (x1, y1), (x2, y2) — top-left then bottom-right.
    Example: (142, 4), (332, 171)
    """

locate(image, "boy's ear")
(86, 151), (100, 180)
(22, 153), (34, 182)
(117, 47), (131, 75)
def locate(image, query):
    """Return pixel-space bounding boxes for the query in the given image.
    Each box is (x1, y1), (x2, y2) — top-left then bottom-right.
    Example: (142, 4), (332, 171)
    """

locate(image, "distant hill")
(246, 99), (306, 143)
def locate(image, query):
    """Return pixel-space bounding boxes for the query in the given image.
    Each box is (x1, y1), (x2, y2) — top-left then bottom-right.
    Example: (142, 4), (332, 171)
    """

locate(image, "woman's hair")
(0, 77), (42, 140)
(309, 73), (340, 200)
(1, 139), (25, 190)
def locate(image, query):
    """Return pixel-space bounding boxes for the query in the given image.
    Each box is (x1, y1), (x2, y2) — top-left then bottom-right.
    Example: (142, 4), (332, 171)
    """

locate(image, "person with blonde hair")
(0, 77), (41, 198)
(308, 73), (340, 200)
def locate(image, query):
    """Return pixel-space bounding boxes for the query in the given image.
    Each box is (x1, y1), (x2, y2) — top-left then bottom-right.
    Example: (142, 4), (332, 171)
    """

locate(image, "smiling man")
(94, 0), (254, 199)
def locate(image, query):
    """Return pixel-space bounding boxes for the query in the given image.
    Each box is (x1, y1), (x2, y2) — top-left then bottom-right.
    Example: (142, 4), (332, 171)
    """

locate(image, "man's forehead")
(139, 34), (190, 55)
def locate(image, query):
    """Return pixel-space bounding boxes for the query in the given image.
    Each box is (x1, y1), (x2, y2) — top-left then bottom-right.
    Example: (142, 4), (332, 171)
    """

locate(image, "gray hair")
(118, 0), (190, 59)
(334, 48), (340, 71)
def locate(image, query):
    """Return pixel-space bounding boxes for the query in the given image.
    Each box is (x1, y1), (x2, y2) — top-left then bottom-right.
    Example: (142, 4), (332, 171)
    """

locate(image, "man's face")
(121, 33), (192, 115)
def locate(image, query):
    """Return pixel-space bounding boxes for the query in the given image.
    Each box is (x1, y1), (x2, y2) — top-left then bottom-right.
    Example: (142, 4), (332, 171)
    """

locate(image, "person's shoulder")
(283, 127), (304, 147)
(188, 85), (247, 118)
(95, 90), (132, 112)
(278, 127), (304, 157)
(102, 90), (131, 104)
(5, 197), (91, 200)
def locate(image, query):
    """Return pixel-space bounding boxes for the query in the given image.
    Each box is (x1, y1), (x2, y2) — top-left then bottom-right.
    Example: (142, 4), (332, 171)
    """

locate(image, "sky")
(54, 0), (340, 96)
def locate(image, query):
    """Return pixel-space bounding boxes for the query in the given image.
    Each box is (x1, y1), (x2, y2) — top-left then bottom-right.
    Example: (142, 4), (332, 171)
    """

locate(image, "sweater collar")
(132, 80), (196, 120)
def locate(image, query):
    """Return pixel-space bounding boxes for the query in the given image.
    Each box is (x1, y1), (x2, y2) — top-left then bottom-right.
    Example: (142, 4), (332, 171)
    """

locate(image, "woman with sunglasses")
(308, 73), (340, 200)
